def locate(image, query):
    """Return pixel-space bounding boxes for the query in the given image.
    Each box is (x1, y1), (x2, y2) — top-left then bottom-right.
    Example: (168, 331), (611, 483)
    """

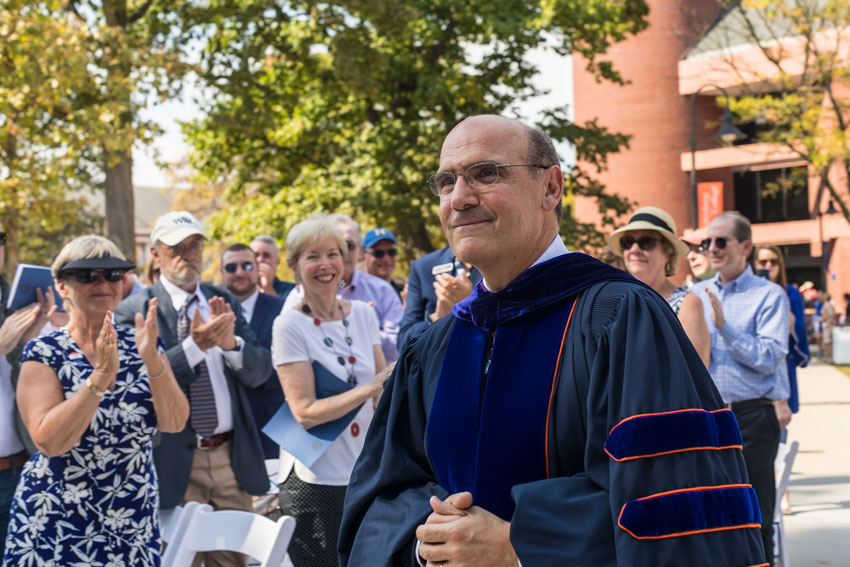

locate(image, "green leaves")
(183, 0), (647, 257)
(720, 0), (850, 224)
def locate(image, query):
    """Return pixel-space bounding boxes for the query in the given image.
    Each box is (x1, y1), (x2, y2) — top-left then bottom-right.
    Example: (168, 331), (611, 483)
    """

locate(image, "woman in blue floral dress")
(2, 236), (189, 567)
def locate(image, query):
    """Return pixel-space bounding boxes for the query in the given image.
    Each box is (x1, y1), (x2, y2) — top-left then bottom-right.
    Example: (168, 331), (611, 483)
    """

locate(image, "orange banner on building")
(698, 182), (724, 228)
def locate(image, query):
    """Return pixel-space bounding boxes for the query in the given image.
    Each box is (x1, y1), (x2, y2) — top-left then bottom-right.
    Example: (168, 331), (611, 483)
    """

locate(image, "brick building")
(573, 0), (850, 296)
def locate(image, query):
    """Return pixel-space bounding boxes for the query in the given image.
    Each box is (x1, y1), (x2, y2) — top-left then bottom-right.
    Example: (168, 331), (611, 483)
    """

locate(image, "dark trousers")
(0, 462), (23, 557)
(734, 404), (781, 566)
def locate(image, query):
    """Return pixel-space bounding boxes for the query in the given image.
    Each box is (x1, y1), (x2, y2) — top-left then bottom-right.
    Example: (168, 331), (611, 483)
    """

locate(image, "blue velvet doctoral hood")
(452, 252), (637, 331)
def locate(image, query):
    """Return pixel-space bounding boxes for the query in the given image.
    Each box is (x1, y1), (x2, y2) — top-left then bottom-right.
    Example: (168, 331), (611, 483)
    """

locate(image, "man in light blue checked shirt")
(693, 210), (789, 566)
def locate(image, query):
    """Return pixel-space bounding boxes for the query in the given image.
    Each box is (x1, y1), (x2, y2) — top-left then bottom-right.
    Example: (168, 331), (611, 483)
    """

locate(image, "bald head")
(437, 115), (564, 291)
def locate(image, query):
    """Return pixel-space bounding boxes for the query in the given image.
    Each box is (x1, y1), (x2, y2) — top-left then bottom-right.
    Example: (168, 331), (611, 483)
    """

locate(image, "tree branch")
(127, 0), (154, 25)
(66, 0), (84, 23)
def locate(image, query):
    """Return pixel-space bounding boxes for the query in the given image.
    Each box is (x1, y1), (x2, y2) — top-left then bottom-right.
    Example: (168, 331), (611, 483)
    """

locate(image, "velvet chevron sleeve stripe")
(618, 484), (761, 540)
(604, 408), (743, 462)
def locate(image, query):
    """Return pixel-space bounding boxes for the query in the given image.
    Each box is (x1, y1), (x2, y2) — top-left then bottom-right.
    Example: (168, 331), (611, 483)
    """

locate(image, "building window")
(734, 166), (809, 223)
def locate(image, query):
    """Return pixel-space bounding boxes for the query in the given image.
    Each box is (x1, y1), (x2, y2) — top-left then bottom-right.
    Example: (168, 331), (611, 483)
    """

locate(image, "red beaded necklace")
(301, 302), (358, 386)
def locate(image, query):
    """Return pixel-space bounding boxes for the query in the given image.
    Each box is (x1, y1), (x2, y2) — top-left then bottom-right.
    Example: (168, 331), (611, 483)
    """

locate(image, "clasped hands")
(189, 296), (237, 351)
(416, 492), (518, 567)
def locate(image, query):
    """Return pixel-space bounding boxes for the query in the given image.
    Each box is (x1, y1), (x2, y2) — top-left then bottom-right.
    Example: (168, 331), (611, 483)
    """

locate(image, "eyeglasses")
(687, 243), (707, 254)
(619, 235), (662, 251)
(345, 240), (358, 252)
(428, 162), (548, 197)
(223, 261), (256, 274)
(701, 236), (736, 250)
(0, 232), (6, 246)
(756, 258), (780, 267)
(365, 248), (398, 259)
(64, 269), (128, 284)
(167, 240), (204, 256)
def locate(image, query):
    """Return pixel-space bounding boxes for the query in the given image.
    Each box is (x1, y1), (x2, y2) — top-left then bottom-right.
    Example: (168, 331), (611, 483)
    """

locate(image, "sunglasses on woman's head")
(619, 235), (661, 251)
(701, 236), (734, 250)
(64, 269), (128, 284)
(223, 261), (255, 274)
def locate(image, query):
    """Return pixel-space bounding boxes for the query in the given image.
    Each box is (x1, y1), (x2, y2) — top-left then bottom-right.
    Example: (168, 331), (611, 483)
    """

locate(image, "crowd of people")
(0, 114), (841, 566)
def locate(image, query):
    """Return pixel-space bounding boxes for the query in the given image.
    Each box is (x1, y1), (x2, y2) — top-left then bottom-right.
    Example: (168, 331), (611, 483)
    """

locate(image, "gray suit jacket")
(114, 280), (272, 508)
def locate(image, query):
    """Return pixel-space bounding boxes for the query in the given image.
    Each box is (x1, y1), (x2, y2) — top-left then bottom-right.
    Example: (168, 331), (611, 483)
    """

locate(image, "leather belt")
(195, 431), (232, 450)
(0, 451), (28, 471)
(725, 398), (774, 412)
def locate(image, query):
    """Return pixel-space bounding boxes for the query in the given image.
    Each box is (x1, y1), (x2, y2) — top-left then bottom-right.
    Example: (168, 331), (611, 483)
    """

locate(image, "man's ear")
(542, 165), (564, 213)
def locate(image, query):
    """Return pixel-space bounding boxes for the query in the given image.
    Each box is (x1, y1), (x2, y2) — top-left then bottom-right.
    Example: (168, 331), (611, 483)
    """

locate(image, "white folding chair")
(161, 502), (213, 563)
(773, 440), (799, 567)
(165, 507), (296, 567)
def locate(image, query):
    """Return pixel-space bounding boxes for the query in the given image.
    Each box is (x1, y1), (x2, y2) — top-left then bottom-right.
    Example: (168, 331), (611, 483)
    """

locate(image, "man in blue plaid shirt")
(693, 210), (790, 566)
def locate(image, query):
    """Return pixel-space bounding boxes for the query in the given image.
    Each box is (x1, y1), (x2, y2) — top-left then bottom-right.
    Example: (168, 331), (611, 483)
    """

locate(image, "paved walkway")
(782, 361), (850, 565)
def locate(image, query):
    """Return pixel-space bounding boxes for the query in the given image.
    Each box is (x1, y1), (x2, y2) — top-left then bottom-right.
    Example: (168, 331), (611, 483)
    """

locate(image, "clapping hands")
(190, 296), (237, 351)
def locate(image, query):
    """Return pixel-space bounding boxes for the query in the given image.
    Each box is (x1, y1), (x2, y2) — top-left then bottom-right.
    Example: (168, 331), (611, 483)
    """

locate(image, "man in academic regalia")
(338, 115), (767, 566)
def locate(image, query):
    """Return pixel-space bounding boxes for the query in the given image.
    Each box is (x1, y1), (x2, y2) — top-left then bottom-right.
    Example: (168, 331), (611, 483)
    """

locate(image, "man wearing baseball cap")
(115, 211), (272, 567)
(362, 227), (405, 298)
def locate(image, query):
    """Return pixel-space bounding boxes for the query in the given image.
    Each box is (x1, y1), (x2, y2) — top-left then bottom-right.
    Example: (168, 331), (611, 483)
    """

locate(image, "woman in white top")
(271, 214), (391, 567)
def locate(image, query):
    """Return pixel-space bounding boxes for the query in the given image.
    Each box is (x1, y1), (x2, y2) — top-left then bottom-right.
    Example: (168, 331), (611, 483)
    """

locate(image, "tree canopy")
(0, 0), (195, 274)
(719, 0), (850, 224)
(181, 0), (648, 262)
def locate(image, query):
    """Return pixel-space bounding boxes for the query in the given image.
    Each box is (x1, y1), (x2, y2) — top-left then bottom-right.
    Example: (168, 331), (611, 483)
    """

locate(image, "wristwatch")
(226, 336), (244, 351)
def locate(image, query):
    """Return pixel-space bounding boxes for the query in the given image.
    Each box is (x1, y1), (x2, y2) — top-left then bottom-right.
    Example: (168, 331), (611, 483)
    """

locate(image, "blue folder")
(262, 361), (363, 468)
(6, 264), (64, 312)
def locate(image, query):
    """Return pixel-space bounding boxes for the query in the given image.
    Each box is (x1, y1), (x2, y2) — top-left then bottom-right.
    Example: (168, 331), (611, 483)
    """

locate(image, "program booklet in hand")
(262, 361), (363, 468)
(6, 264), (64, 312)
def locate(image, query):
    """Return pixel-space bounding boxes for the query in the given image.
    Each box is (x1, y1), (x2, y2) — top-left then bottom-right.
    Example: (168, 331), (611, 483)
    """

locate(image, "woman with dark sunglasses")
(609, 207), (710, 367)
(3, 235), (189, 567)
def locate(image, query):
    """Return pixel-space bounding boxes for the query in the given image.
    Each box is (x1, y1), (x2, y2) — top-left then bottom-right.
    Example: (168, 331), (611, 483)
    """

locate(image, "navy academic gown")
(339, 253), (766, 566)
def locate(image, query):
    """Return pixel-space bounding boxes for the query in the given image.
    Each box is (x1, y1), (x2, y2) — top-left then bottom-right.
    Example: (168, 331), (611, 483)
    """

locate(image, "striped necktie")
(177, 295), (219, 438)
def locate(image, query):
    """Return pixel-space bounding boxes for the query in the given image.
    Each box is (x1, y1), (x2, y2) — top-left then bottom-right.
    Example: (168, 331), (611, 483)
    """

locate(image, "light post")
(818, 197), (839, 273)
(689, 85), (746, 229)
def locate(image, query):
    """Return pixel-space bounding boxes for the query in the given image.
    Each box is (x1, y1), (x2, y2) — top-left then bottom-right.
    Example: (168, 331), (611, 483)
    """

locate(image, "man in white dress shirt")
(116, 212), (272, 567)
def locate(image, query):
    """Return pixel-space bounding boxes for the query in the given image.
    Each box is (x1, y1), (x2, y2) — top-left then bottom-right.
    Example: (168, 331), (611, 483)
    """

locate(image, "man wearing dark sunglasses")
(115, 212), (272, 567)
(220, 243), (285, 459)
(362, 227), (405, 299)
(693, 211), (791, 566)
(681, 228), (714, 284)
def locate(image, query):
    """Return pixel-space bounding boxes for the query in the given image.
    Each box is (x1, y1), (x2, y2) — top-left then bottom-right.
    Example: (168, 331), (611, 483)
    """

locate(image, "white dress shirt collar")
(159, 275), (205, 312)
(482, 235), (569, 291)
(240, 289), (260, 324)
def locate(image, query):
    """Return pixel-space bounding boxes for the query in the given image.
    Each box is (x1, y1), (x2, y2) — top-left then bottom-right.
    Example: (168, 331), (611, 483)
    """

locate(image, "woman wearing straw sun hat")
(609, 207), (710, 367)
